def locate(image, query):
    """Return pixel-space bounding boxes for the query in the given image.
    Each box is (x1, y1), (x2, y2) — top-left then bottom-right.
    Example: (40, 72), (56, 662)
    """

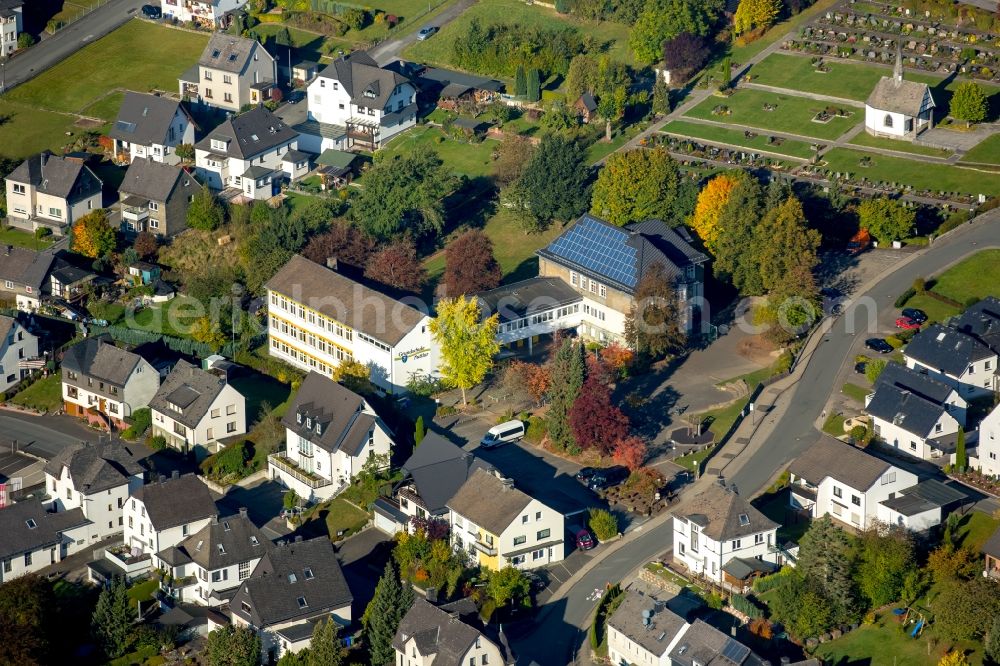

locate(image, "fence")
(47, 0), (113, 34)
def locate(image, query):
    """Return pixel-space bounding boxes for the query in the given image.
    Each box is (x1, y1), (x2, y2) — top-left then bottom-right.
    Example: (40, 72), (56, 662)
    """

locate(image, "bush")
(885, 335), (904, 349)
(202, 440), (252, 480)
(705, 592), (725, 610)
(122, 407), (152, 441)
(730, 593), (764, 618)
(588, 508), (619, 541)
(912, 277), (926, 293)
(524, 416), (547, 444)
(148, 435), (167, 451)
(435, 404), (457, 419)
(752, 568), (794, 593)
(406, 372), (445, 397)
(35, 227), (52, 239)
(894, 287), (916, 308)
(937, 210), (970, 236)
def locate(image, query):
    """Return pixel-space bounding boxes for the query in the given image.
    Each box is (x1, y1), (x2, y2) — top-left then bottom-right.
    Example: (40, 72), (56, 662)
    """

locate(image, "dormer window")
(250, 536), (259, 546)
(306, 417), (312, 429)
(210, 138), (228, 151)
(217, 544), (226, 555)
(315, 422), (323, 436)
(223, 521), (231, 531)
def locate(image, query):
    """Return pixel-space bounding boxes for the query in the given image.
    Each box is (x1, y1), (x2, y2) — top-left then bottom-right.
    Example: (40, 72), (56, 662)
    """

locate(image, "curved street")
(511, 210), (1000, 665)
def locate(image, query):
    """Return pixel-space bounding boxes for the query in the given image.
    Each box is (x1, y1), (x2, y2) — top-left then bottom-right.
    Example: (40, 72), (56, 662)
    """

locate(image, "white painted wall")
(0, 6), (22, 56)
(870, 409), (960, 461)
(195, 138), (299, 199)
(151, 382), (247, 455)
(904, 354), (998, 400)
(672, 516), (779, 583)
(0, 320), (38, 392)
(124, 496), (214, 555)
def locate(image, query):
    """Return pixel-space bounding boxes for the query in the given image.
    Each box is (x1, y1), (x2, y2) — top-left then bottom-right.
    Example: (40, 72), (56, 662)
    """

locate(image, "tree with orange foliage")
(502, 360), (552, 406)
(612, 436), (647, 471)
(600, 342), (633, 378)
(691, 172), (741, 254)
(71, 209), (116, 258)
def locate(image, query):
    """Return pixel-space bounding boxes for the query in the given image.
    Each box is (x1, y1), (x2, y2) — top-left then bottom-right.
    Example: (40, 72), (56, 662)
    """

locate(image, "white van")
(480, 420), (525, 448)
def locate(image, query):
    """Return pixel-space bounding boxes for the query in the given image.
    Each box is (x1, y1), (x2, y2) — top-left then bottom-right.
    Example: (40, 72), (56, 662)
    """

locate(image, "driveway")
(368, 0), (476, 66)
(0, 409), (99, 460)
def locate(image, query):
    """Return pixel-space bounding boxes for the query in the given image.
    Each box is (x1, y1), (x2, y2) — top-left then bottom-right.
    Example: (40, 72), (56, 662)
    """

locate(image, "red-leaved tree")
(364, 238), (427, 293)
(612, 436), (648, 471)
(503, 360), (551, 406)
(133, 231), (158, 259)
(600, 342), (634, 377)
(442, 229), (502, 297)
(302, 219), (375, 268)
(569, 376), (630, 454)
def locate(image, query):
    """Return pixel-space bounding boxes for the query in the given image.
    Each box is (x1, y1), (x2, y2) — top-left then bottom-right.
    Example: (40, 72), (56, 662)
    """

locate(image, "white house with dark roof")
(0, 500), (92, 583)
(903, 323), (997, 399)
(393, 597), (514, 666)
(62, 336), (160, 431)
(976, 403), (1000, 478)
(0, 246), (55, 311)
(300, 51), (417, 152)
(118, 157), (205, 237)
(109, 91), (196, 166)
(124, 472), (217, 558)
(160, 0), (247, 27)
(4, 152), (102, 234)
(230, 536), (353, 662)
(265, 254), (438, 393)
(179, 34), (276, 112)
(0, 0), (23, 56)
(447, 467), (564, 571)
(154, 508), (271, 607)
(268, 371), (393, 502)
(0, 314), (38, 392)
(149, 359), (247, 457)
(194, 105), (306, 201)
(864, 49), (934, 140)
(672, 484), (782, 587)
(44, 441), (144, 542)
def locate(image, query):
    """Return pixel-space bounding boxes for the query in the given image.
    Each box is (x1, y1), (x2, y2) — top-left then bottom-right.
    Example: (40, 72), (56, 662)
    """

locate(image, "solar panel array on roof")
(545, 215), (638, 288)
(720, 638), (751, 663)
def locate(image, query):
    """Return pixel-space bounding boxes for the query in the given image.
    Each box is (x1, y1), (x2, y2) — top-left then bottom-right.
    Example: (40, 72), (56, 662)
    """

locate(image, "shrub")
(752, 568), (794, 593)
(122, 408), (152, 441)
(435, 404), (457, 419)
(912, 277), (926, 293)
(407, 372), (445, 397)
(894, 287), (916, 308)
(202, 440), (252, 479)
(35, 227), (52, 239)
(730, 593), (764, 618)
(937, 210), (970, 236)
(588, 508), (619, 541)
(885, 335), (904, 349)
(524, 416), (547, 444)
(148, 435), (167, 451)
(705, 593), (725, 610)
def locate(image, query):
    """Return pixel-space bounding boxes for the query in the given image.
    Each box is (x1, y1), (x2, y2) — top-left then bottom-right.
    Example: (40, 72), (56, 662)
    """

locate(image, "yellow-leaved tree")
(71, 209), (116, 259)
(938, 651), (970, 666)
(733, 0), (782, 35)
(590, 147), (680, 226)
(691, 172), (741, 254)
(429, 295), (499, 406)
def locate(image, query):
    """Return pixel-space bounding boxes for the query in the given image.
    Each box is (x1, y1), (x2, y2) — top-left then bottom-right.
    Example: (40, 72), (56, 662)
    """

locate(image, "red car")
(575, 529), (596, 550)
(895, 316), (921, 330)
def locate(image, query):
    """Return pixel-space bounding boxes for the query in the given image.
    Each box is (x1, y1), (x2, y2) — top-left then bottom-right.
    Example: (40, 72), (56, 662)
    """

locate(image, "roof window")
(297, 596), (308, 608)
(25, 519), (36, 529)
(303, 568), (314, 580)
(289, 573), (297, 583)
(738, 514), (750, 526)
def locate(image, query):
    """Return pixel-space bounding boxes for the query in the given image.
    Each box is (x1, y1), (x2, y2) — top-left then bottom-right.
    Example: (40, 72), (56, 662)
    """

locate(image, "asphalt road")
(1, 0), (146, 93)
(0, 410), (96, 459)
(368, 0), (475, 66)
(514, 211), (1000, 665)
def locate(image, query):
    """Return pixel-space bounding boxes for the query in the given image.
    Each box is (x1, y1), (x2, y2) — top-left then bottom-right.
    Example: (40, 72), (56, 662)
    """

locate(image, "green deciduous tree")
(206, 624), (261, 666)
(629, 0), (718, 66)
(590, 147), (681, 226)
(588, 508), (619, 540)
(625, 263), (685, 358)
(985, 615), (1000, 664)
(755, 196), (821, 293)
(485, 567), (532, 608)
(91, 576), (134, 658)
(514, 135), (590, 226)
(950, 81), (988, 126)
(857, 197), (915, 245)
(712, 173), (765, 293)
(71, 209), (116, 259)
(186, 187), (225, 231)
(936, 578), (1000, 641)
(865, 358), (887, 384)
(0, 574), (56, 665)
(364, 562), (414, 666)
(855, 524), (917, 608)
(546, 337), (586, 451)
(429, 296), (500, 406)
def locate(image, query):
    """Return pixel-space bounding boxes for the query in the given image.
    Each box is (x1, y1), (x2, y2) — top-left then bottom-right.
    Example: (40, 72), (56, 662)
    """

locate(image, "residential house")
(265, 254), (438, 392)
(49, 264), (95, 303)
(0, 246), (55, 311)
(109, 91), (196, 166)
(268, 370), (393, 502)
(124, 472), (217, 557)
(44, 440), (144, 541)
(373, 432), (489, 534)
(0, 500), (92, 583)
(230, 537), (353, 662)
(875, 479), (967, 531)
(154, 508), (271, 607)
(119, 158), (204, 236)
(903, 324), (997, 399)
(788, 437), (919, 531)
(669, 620), (769, 666)
(61, 336), (160, 431)
(983, 526), (1000, 581)
(179, 34), (276, 112)
(447, 468), (564, 571)
(149, 359), (247, 457)
(194, 106), (306, 201)
(0, 0), (23, 56)
(486, 214), (710, 348)
(160, 0), (247, 28)
(301, 51), (417, 152)
(392, 597), (514, 666)
(0, 314), (38, 392)
(866, 361), (966, 461)
(4, 152), (103, 234)
(954, 296), (1000, 356)
(977, 402), (1000, 477)
(672, 484), (782, 587)
(864, 49), (934, 140)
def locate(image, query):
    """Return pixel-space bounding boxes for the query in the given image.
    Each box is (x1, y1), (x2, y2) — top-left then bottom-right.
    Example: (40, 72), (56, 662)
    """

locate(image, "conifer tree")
(364, 562), (414, 666)
(514, 65), (527, 97)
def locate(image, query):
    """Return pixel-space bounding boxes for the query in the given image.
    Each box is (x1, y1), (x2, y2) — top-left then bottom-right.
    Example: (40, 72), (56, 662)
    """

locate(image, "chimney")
(212, 515), (219, 524)
(239, 507), (248, 518)
(326, 257), (338, 272)
(171, 470), (180, 479)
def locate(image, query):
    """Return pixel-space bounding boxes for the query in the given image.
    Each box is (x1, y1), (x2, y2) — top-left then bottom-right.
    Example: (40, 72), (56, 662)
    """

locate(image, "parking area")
(0, 450), (46, 497)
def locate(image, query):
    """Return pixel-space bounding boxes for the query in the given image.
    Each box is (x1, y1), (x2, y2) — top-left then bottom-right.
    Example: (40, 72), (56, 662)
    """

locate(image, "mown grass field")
(663, 119), (818, 159)
(847, 131), (953, 158)
(820, 148), (1000, 195)
(684, 89), (859, 140)
(926, 249), (1000, 304)
(961, 133), (1000, 166)
(376, 125), (498, 178)
(0, 100), (85, 160)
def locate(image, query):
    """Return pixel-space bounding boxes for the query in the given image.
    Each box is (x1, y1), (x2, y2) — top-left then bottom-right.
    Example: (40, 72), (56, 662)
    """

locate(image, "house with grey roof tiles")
(179, 34), (276, 112)
(268, 371), (393, 502)
(301, 51), (417, 152)
(954, 296), (1000, 357)
(0, 0), (24, 57)
(124, 472), (217, 561)
(43, 440), (144, 541)
(0, 313), (38, 392)
(0, 245), (55, 311)
(393, 597), (514, 666)
(194, 105), (305, 201)
(230, 536), (352, 662)
(903, 323), (997, 399)
(153, 508), (271, 607)
(159, 0), (248, 29)
(61, 336), (160, 431)
(149, 359), (247, 457)
(109, 91), (196, 166)
(4, 152), (102, 235)
(0, 499), (93, 583)
(118, 158), (205, 237)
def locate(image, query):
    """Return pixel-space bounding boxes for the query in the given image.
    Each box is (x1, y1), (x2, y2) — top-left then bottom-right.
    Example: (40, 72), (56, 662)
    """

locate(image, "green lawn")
(901, 292), (961, 324)
(229, 372), (292, 424)
(928, 249), (1000, 305)
(953, 510), (1000, 551)
(684, 89), (859, 141)
(753, 490), (810, 543)
(9, 375), (63, 412)
(127, 579), (159, 604)
(848, 131), (953, 158)
(961, 133), (1000, 166)
(821, 412), (847, 436)
(813, 615), (984, 666)
(0, 100), (85, 160)
(841, 382), (870, 403)
(322, 498), (370, 541)
(403, 0), (634, 70)
(5, 21), (208, 116)
(694, 397), (751, 440)
(0, 227), (55, 250)
(663, 120), (818, 159)
(820, 148), (1000, 196)
(79, 91), (126, 123)
(128, 295), (209, 339)
(377, 125), (498, 178)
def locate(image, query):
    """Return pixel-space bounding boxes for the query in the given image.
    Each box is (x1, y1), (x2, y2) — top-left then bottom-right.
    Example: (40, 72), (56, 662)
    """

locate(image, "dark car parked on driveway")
(141, 4), (162, 18)
(588, 465), (629, 491)
(865, 338), (894, 354)
(901, 308), (927, 324)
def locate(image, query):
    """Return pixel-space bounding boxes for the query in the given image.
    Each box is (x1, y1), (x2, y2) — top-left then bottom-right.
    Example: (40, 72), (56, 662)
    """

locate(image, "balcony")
(470, 539), (497, 557)
(269, 454), (332, 489)
(121, 196), (150, 222)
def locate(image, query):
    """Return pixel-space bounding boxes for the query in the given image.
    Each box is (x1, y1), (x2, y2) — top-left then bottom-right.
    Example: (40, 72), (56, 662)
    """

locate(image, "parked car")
(854, 361), (867, 374)
(575, 467), (598, 483)
(574, 528), (595, 550)
(141, 4), (162, 18)
(901, 308), (927, 324)
(865, 338), (894, 354)
(895, 316), (921, 330)
(417, 26), (438, 40)
(480, 420), (525, 449)
(588, 465), (629, 491)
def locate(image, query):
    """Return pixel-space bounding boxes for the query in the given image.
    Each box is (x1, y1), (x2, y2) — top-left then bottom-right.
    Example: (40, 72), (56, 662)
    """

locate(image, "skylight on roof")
(738, 513), (750, 526)
(223, 521), (231, 531)
(289, 573), (297, 583)
(196, 540), (204, 551)
(251, 134), (259, 142)
(25, 519), (36, 529)
(303, 568), (314, 580)
(212, 49), (221, 58)
(229, 54), (238, 62)
(297, 596), (308, 608)
(218, 544), (226, 554)
(250, 536), (260, 546)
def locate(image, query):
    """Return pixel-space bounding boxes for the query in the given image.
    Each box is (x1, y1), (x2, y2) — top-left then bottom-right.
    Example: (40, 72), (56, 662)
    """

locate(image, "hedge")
(752, 567), (794, 593)
(590, 584), (623, 650)
(730, 593), (764, 619)
(894, 287), (915, 308)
